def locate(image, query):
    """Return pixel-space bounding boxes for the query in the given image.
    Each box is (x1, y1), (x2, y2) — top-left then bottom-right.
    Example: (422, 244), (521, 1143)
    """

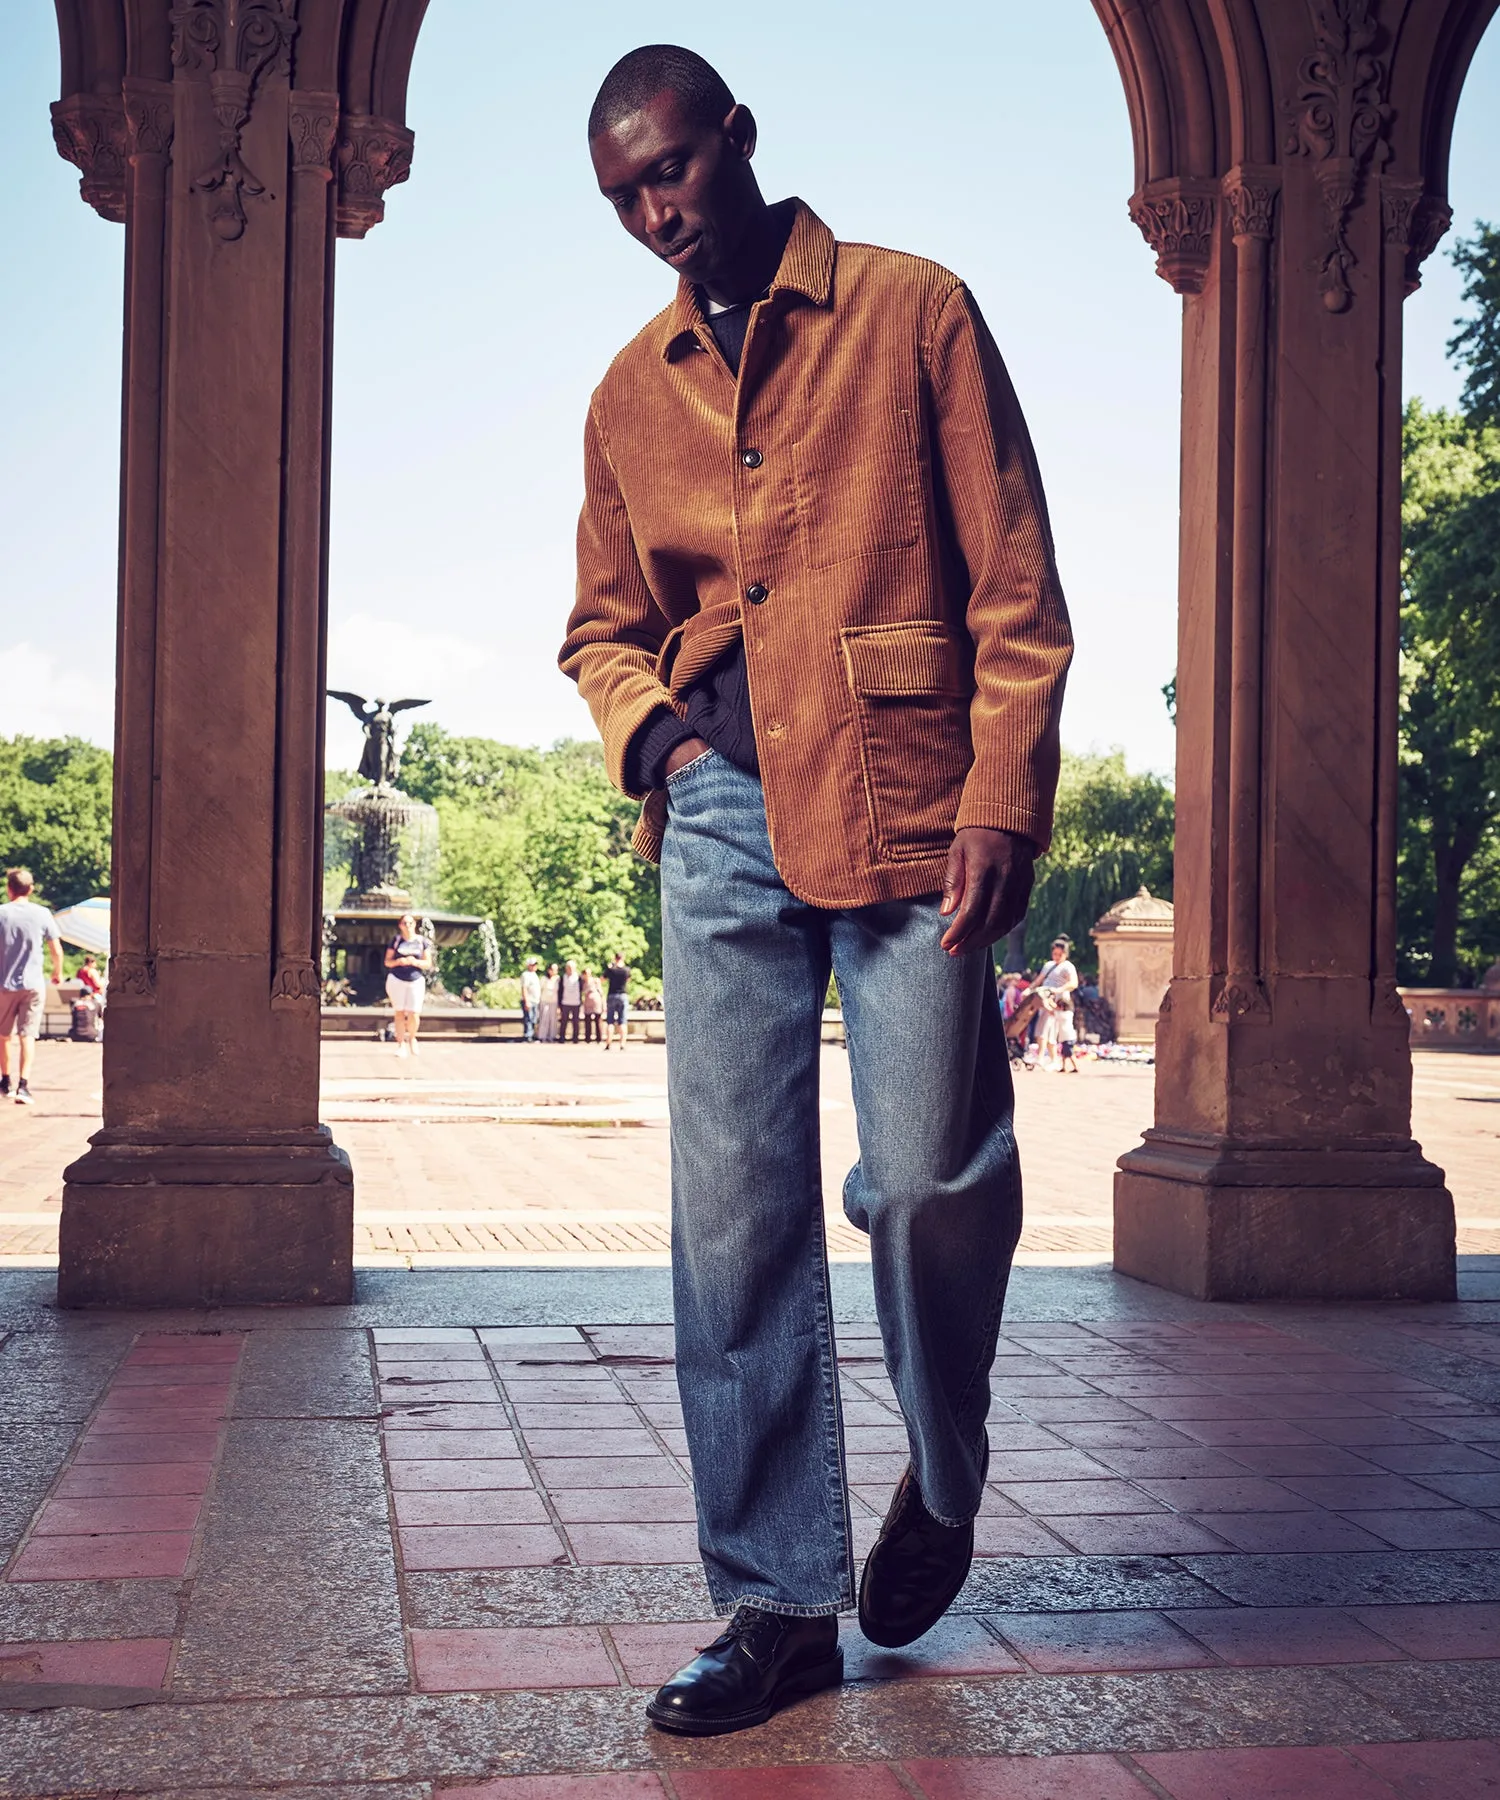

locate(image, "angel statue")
(327, 692), (431, 789)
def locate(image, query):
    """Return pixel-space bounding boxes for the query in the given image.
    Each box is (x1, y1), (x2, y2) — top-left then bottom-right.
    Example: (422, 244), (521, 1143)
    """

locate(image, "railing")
(1402, 988), (1500, 1050)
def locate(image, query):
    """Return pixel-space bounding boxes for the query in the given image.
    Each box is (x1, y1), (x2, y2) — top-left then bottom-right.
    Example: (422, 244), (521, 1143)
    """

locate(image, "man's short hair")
(588, 45), (734, 141)
(5, 868), (34, 897)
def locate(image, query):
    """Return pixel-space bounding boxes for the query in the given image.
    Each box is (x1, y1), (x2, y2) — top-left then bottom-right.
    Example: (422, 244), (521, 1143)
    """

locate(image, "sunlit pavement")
(3, 1040), (1497, 1266)
(2, 1041), (1500, 1791)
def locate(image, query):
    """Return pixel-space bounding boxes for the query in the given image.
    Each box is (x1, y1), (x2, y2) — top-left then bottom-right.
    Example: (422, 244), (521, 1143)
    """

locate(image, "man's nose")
(640, 189), (678, 238)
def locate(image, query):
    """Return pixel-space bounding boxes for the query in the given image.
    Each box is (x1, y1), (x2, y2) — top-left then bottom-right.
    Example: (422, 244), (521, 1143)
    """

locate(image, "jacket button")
(741, 448), (763, 468)
(745, 583), (769, 605)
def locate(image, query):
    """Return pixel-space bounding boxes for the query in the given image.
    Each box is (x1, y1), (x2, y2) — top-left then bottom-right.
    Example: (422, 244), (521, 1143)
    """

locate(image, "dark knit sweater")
(627, 299), (760, 790)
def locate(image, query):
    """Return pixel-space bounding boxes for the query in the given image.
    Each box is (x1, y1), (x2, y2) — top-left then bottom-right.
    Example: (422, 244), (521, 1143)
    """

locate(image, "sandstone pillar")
(51, 0), (424, 1305)
(1094, 0), (1496, 1300)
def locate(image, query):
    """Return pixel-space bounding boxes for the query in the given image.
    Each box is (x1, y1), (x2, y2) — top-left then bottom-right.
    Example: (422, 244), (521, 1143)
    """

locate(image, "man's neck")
(700, 200), (793, 309)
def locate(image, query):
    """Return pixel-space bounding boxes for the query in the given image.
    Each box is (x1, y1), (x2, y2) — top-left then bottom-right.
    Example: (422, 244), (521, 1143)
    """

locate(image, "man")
(0, 869), (64, 1106)
(559, 959), (583, 1043)
(520, 957), (542, 1043)
(603, 951), (632, 1052)
(561, 46), (1071, 1737)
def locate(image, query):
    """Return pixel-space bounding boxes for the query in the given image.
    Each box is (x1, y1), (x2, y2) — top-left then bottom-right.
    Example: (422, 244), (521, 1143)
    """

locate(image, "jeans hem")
(709, 1593), (854, 1620)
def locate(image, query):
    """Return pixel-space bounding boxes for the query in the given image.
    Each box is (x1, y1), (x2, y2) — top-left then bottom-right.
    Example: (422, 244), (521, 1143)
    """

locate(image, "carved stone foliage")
(124, 80), (175, 161)
(1285, 0), (1393, 313)
(1225, 172), (1279, 243)
(1129, 179), (1216, 296)
(1382, 179), (1453, 297)
(290, 95), (339, 178)
(107, 954), (156, 1006)
(171, 0), (298, 241)
(336, 116), (415, 239)
(51, 94), (128, 224)
(271, 958), (321, 1008)
(1212, 977), (1271, 1024)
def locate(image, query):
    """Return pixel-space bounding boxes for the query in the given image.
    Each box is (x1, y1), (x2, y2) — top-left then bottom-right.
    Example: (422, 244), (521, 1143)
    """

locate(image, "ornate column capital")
(1381, 177), (1453, 297)
(51, 93), (128, 224)
(1129, 177), (1217, 296)
(289, 93), (340, 179)
(1224, 166), (1280, 243)
(123, 78), (175, 163)
(336, 115), (414, 239)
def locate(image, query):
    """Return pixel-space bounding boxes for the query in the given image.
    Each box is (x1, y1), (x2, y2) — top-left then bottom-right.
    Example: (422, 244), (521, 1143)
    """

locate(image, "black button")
(745, 583), (769, 605)
(741, 448), (763, 468)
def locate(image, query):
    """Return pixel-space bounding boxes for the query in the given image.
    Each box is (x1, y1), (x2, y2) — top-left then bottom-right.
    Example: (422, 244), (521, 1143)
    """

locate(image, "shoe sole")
(644, 1649), (844, 1737)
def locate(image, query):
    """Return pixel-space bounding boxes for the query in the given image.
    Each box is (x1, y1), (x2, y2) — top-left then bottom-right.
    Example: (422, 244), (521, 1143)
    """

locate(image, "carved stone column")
(1095, 0), (1490, 1300)
(51, 0), (426, 1306)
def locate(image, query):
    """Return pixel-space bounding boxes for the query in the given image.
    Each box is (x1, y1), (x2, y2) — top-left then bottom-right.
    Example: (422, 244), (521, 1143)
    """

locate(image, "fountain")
(322, 694), (485, 1003)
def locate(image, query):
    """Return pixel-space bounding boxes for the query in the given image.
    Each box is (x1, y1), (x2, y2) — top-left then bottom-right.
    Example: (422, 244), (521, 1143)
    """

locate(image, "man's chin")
(657, 236), (714, 281)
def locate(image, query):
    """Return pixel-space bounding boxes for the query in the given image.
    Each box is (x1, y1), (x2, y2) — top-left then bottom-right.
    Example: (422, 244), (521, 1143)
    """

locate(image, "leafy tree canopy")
(1023, 749), (1174, 970)
(0, 736), (112, 909)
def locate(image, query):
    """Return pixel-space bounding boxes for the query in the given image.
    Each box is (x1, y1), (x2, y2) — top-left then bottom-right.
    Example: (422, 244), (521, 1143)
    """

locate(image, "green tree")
(0, 736), (113, 908)
(1023, 749), (1174, 970)
(1399, 395), (1500, 985)
(386, 725), (660, 985)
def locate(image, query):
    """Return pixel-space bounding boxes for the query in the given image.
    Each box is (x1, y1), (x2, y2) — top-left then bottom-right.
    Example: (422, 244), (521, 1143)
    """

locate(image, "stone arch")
(40, 0), (1500, 1303)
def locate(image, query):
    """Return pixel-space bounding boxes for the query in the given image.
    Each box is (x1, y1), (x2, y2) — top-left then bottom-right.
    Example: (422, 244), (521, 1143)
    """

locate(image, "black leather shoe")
(858, 1465), (974, 1648)
(645, 1606), (843, 1736)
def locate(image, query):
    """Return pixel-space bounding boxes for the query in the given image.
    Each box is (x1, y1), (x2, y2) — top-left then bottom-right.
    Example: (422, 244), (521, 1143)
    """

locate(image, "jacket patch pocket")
(841, 623), (974, 859)
(792, 411), (922, 570)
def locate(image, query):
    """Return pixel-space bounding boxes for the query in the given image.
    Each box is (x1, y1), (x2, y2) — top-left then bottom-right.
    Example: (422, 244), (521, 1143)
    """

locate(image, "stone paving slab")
(3, 1276), (1500, 1792)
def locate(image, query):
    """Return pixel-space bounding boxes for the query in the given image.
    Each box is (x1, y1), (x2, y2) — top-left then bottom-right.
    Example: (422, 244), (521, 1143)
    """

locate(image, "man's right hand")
(664, 736), (713, 779)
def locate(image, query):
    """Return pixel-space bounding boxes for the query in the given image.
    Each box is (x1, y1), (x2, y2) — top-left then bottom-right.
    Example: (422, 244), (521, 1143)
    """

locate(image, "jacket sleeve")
(925, 283), (1073, 852)
(559, 397), (681, 800)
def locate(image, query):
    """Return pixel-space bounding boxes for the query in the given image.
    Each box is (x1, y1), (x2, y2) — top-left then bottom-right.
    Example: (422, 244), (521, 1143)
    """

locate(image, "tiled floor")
(2, 1267), (1500, 1795)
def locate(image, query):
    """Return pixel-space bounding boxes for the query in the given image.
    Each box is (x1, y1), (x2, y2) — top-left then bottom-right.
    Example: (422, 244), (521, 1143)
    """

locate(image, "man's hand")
(940, 828), (1036, 957)
(664, 736), (713, 779)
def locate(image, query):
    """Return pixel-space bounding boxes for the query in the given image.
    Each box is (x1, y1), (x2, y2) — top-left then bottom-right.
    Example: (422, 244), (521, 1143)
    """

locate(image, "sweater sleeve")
(559, 398), (682, 799)
(925, 283), (1073, 852)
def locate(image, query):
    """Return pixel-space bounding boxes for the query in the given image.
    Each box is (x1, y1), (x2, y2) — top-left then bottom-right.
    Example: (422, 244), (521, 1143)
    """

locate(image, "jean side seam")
(809, 1180), (858, 1611)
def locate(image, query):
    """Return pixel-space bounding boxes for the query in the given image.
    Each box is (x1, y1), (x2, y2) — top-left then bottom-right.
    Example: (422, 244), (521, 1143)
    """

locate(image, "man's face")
(591, 89), (757, 287)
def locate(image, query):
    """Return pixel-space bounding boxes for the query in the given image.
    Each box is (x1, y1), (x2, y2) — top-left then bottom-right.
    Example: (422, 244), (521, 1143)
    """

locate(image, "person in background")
(0, 868), (64, 1105)
(559, 959), (583, 1043)
(581, 966), (604, 1043)
(520, 957), (542, 1043)
(1029, 937), (1079, 1072)
(384, 912), (434, 1058)
(538, 963), (560, 1043)
(604, 951), (632, 1052)
(75, 954), (103, 998)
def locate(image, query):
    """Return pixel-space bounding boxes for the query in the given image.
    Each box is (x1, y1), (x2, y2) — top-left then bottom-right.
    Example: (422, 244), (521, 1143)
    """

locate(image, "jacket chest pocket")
(791, 411), (922, 570)
(841, 623), (974, 859)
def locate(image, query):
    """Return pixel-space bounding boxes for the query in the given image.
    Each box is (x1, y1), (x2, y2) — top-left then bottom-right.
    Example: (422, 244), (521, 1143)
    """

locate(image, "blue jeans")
(521, 1002), (537, 1043)
(661, 749), (1021, 1616)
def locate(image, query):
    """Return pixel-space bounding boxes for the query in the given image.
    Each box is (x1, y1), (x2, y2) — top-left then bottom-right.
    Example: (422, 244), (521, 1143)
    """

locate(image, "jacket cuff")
(952, 797), (1049, 856)
(627, 707), (695, 793)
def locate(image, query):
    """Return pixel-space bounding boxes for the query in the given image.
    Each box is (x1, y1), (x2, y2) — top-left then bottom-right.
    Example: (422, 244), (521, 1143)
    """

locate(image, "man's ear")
(724, 103), (757, 161)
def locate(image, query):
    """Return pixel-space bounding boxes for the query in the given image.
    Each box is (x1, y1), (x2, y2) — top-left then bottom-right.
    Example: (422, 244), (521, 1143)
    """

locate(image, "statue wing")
(387, 698), (431, 714)
(327, 690), (373, 719)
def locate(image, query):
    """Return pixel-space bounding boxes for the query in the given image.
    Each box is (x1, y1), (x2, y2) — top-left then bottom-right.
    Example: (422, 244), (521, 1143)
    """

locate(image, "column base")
(59, 1128), (354, 1307)
(1114, 1133), (1456, 1301)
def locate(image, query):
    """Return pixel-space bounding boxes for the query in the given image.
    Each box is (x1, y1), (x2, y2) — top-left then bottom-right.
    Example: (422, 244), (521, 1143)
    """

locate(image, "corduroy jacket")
(559, 201), (1073, 910)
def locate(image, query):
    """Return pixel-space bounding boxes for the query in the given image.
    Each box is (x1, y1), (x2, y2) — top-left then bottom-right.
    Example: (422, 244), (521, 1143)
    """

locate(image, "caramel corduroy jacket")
(559, 201), (1073, 909)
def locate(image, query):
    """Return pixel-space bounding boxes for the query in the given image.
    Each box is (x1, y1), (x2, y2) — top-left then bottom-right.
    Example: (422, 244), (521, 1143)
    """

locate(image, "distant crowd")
(519, 952), (634, 1049)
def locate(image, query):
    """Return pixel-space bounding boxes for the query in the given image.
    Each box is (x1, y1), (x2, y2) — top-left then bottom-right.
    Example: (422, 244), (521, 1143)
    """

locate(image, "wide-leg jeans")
(660, 749), (1022, 1616)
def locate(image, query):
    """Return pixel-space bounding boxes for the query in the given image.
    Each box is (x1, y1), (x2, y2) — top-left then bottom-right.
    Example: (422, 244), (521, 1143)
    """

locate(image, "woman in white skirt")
(537, 962), (560, 1043)
(384, 913), (434, 1057)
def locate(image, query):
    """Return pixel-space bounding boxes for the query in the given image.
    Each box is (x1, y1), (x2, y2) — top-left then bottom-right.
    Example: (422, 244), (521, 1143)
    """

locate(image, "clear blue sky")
(2, 5), (1496, 782)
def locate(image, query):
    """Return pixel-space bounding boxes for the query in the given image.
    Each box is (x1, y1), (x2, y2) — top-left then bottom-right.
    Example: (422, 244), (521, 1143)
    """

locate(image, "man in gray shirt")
(0, 868), (64, 1105)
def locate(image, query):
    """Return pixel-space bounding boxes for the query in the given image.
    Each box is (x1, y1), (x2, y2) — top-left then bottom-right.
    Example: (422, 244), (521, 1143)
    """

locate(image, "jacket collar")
(659, 199), (834, 361)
